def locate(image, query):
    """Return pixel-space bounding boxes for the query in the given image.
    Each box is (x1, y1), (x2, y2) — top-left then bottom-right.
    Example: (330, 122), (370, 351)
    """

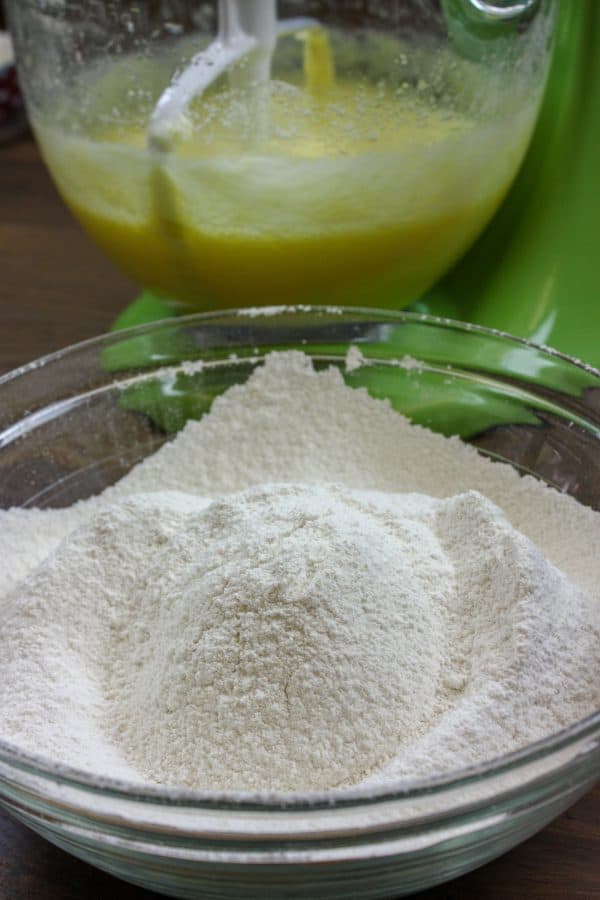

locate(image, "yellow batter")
(35, 34), (536, 308)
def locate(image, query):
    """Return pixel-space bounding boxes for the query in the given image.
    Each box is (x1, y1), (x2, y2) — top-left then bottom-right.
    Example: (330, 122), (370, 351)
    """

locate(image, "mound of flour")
(0, 351), (598, 791)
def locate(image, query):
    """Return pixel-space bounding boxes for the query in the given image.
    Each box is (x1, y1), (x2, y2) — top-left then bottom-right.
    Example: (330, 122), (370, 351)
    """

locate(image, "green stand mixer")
(7, 0), (600, 364)
(426, 0), (600, 367)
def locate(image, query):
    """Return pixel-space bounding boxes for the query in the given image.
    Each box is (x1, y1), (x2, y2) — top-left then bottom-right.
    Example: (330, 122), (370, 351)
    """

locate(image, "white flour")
(0, 351), (599, 791)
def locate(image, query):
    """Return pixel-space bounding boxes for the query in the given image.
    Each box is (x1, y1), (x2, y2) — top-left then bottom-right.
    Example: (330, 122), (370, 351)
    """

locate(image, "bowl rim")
(0, 304), (599, 812)
(3, 304), (600, 388)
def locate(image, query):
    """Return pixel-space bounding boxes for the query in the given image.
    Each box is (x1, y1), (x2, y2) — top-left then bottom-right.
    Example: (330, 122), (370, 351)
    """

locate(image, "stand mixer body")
(424, 0), (600, 367)
(7, 0), (599, 365)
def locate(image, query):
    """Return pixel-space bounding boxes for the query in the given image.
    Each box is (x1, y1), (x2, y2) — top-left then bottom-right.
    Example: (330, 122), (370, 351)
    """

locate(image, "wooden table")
(1, 135), (598, 900)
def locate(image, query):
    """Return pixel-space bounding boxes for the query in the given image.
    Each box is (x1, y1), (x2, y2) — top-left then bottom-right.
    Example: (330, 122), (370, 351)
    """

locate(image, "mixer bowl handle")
(465, 0), (540, 19)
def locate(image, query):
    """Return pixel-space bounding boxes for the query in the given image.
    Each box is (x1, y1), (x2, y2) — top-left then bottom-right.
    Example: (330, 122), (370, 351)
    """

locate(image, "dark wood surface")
(0, 135), (599, 899)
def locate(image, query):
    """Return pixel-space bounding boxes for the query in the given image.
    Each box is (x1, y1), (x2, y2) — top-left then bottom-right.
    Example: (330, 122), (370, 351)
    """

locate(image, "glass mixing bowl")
(7, 0), (557, 310)
(0, 308), (598, 899)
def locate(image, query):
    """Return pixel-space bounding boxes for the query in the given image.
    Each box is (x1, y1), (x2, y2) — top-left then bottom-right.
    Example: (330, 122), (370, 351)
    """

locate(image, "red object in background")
(0, 32), (27, 141)
(0, 63), (21, 119)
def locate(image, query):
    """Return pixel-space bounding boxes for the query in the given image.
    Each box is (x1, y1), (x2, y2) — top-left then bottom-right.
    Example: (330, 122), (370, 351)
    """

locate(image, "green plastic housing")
(425, 0), (600, 368)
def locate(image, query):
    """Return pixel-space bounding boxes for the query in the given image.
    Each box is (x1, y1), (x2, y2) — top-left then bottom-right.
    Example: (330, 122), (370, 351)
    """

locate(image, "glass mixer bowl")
(8, 0), (557, 310)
